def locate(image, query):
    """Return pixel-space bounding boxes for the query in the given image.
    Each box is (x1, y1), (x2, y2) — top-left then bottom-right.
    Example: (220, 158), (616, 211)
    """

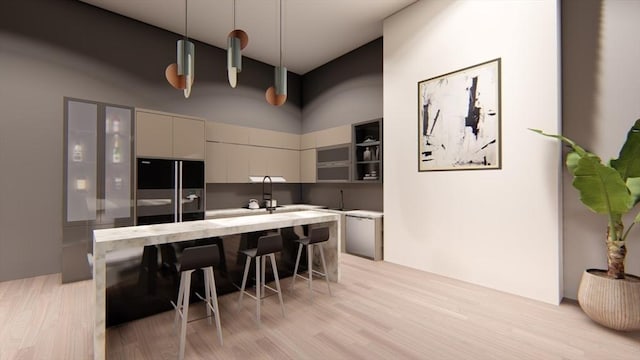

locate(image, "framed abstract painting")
(418, 58), (501, 171)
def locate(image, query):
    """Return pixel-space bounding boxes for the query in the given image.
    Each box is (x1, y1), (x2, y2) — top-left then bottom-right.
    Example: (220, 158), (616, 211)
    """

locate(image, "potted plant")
(531, 120), (640, 330)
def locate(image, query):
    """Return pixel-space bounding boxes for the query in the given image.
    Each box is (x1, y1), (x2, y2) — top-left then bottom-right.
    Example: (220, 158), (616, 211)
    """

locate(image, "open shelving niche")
(353, 119), (382, 182)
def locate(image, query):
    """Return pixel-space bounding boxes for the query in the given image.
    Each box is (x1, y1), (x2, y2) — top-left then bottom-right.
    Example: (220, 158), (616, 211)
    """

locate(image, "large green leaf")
(572, 155), (633, 215)
(627, 177), (640, 207)
(611, 119), (640, 181)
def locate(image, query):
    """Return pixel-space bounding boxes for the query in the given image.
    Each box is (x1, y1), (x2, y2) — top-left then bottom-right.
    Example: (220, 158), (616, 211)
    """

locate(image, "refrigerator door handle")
(178, 161), (183, 222)
(174, 161), (179, 223)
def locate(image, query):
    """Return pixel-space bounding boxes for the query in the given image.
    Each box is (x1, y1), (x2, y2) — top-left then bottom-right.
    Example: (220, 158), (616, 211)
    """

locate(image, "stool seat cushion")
(239, 248), (258, 258)
(294, 237), (311, 245)
(179, 244), (220, 272)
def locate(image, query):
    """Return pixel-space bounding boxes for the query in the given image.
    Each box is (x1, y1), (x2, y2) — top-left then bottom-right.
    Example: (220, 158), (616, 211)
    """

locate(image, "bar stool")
(290, 227), (332, 299)
(237, 233), (285, 326)
(172, 244), (223, 360)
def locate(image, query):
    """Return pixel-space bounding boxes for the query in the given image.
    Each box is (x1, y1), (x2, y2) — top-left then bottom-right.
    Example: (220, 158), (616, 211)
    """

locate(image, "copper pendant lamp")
(266, 0), (287, 106)
(165, 0), (195, 98)
(227, 0), (249, 88)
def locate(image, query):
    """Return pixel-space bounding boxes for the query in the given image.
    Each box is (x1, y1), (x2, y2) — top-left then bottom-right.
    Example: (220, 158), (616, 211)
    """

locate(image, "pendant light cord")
(184, 0), (188, 40)
(279, 0), (283, 67)
(233, 0), (236, 30)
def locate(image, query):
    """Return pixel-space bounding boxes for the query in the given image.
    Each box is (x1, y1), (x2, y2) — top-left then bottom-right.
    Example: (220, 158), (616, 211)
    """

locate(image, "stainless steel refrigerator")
(63, 98), (134, 283)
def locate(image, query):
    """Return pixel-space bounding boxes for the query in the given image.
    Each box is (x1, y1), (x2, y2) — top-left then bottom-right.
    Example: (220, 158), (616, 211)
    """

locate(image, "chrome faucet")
(262, 176), (274, 213)
(339, 189), (344, 210)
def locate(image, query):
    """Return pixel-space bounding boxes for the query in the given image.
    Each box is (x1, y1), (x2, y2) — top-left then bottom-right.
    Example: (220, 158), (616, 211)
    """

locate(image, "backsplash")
(301, 183), (383, 212)
(205, 183), (302, 209)
(205, 182), (382, 212)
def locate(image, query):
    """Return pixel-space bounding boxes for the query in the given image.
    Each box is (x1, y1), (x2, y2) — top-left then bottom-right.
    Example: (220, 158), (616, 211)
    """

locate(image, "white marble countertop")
(205, 204), (326, 219)
(96, 210), (337, 251)
(344, 210), (384, 219)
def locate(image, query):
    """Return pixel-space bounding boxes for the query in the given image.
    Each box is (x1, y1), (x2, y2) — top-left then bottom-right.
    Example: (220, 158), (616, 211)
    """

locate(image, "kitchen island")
(92, 210), (341, 360)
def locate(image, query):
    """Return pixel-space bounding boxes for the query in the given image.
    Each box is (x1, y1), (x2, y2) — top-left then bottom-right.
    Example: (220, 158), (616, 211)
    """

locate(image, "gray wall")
(0, 0), (302, 281)
(562, 0), (640, 298)
(300, 38), (384, 212)
(301, 38), (383, 133)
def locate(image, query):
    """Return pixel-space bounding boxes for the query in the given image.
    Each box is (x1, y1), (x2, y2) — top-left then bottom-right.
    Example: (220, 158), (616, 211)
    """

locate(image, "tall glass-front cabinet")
(63, 98), (134, 283)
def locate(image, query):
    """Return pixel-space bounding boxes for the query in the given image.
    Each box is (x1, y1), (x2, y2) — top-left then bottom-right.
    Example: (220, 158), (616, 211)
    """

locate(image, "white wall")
(562, 0), (640, 299)
(383, 0), (562, 304)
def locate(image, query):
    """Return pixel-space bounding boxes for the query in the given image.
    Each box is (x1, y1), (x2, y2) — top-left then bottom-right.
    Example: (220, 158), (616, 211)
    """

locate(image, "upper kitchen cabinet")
(136, 110), (205, 160)
(173, 117), (205, 159)
(300, 149), (316, 183)
(136, 111), (172, 158)
(353, 119), (382, 182)
(316, 144), (351, 182)
(314, 125), (351, 148)
(205, 121), (249, 144)
(249, 128), (299, 150)
(205, 141), (227, 183)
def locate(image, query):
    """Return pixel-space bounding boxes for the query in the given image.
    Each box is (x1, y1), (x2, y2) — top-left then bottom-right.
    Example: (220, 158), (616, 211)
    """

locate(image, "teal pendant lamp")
(165, 0), (195, 98)
(266, 0), (287, 106)
(227, 0), (249, 88)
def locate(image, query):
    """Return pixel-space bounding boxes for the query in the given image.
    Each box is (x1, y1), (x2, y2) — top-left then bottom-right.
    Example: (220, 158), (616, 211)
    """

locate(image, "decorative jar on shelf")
(363, 147), (371, 161)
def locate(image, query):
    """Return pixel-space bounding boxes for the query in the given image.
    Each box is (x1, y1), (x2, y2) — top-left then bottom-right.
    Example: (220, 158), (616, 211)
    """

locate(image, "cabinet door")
(206, 121), (249, 144)
(268, 148), (300, 182)
(315, 125), (351, 148)
(205, 142), (227, 183)
(173, 117), (205, 159)
(316, 144), (351, 182)
(250, 128), (300, 150)
(248, 146), (269, 177)
(226, 144), (250, 183)
(136, 111), (173, 158)
(300, 149), (316, 183)
(300, 132), (316, 150)
(283, 149), (300, 183)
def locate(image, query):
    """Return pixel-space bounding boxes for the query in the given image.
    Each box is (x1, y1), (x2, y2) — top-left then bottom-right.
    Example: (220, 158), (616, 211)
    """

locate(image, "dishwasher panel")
(346, 214), (383, 260)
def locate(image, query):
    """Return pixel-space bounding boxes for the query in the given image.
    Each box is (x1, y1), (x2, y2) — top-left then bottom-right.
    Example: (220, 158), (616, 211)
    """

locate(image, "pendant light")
(266, 0), (287, 106)
(165, 0), (195, 98)
(227, 0), (249, 88)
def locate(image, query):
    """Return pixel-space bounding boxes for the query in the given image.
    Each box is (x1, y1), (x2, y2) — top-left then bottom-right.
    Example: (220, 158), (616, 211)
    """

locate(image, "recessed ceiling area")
(78, 0), (417, 74)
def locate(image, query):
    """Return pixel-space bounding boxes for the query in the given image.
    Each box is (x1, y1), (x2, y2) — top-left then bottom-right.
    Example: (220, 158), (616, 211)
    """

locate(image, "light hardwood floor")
(1, 254), (639, 359)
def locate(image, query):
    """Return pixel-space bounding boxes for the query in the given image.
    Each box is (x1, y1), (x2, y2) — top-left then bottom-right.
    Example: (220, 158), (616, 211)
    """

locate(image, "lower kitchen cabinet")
(345, 212), (383, 260)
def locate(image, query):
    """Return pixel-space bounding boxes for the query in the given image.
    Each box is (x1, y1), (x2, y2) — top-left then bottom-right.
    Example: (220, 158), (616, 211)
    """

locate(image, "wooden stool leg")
(255, 256), (261, 326)
(206, 267), (223, 346)
(204, 269), (212, 324)
(261, 255), (267, 302)
(174, 272), (186, 332)
(318, 245), (332, 296)
(291, 243), (303, 290)
(178, 271), (192, 360)
(307, 244), (314, 301)
(238, 256), (251, 311)
(270, 253), (285, 317)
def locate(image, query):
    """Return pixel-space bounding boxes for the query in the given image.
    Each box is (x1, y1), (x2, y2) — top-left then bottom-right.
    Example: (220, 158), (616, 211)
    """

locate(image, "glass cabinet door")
(103, 105), (133, 223)
(65, 100), (98, 223)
